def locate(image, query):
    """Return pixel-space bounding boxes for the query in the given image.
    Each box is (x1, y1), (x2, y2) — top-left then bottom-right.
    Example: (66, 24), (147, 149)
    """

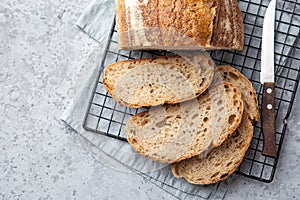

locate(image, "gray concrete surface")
(0, 0), (299, 199)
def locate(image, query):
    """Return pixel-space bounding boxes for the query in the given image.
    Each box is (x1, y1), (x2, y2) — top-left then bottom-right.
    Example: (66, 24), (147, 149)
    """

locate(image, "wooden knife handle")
(262, 82), (277, 158)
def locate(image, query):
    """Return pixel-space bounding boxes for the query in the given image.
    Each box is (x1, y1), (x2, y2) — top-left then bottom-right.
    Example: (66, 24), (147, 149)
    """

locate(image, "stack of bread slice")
(101, 0), (255, 185)
(102, 54), (259, 184)
(171, 66), (259, 184)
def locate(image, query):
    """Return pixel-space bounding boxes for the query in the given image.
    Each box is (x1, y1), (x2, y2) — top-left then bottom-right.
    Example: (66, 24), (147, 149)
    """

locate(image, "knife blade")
(261, 0), (277, 158)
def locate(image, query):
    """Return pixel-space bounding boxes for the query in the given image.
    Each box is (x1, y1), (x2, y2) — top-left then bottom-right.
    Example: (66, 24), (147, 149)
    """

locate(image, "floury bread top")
(116, 0), (244, 50)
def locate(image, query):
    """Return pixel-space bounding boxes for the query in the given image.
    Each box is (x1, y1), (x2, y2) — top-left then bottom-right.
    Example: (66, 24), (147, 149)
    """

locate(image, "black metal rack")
(83, 0), (300, 183)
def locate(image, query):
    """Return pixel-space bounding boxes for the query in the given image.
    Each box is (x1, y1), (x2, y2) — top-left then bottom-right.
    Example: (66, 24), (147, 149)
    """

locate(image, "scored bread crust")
(171, 113), (253, 184)
(116, 0), (244, 50)
(211, 0), (244, 50)
(102, 54), (215, 108)
(217, 66), (259, 123)
(125, 82), (243, 163)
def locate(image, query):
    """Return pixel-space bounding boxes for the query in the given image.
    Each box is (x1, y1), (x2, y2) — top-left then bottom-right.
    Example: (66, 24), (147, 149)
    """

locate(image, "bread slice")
(171, 113), (253, 184)
(217, 66), (259, 123)
(116, 0), (244, 50)
(125, 82), (243, 163)
(102, 54), (214, 108)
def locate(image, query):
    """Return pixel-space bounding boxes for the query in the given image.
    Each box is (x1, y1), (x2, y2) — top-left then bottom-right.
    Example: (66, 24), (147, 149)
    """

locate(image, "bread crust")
(116, 0), (244, 50)
(210, 0), (244, 50)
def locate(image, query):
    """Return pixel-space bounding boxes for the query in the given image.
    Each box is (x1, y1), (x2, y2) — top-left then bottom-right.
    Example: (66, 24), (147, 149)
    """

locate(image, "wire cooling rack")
(83, 0), (300, 183)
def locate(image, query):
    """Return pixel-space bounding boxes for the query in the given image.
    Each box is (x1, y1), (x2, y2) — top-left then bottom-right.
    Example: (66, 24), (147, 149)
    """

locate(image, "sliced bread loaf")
(125, 82), (243, 163)
(171, 113), (253, 184)
(116, 0), (244, 50)
(217, 66), (259, 123)
(102, 54), (214, 108)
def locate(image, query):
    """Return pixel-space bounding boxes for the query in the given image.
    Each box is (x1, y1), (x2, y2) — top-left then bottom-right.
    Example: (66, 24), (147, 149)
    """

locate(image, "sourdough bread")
(116, 0), (244, 50)
(125, 82), (243, 163)
(102, 54), (214, 108)
(171, 113), (253, 184)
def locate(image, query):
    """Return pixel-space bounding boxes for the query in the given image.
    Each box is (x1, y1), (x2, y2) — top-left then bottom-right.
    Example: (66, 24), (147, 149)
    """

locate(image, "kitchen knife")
(261, 0), (277, 158)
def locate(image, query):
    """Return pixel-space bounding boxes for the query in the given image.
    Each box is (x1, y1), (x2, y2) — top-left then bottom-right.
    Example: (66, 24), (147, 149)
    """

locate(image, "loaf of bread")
(216, 66), (259, 123)
(125, 82), (243, 163)
(116, 0), (244, 50)
(171, 113), (253, 184)
(102, 54), (214, 108)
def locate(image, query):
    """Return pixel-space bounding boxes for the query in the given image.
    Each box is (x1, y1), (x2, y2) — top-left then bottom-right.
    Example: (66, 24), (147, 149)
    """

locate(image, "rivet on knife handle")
(262, 82), (277, 158)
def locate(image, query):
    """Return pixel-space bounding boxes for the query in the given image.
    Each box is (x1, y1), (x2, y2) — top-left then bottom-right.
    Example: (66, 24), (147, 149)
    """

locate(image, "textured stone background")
(0, 0), (299, 199)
